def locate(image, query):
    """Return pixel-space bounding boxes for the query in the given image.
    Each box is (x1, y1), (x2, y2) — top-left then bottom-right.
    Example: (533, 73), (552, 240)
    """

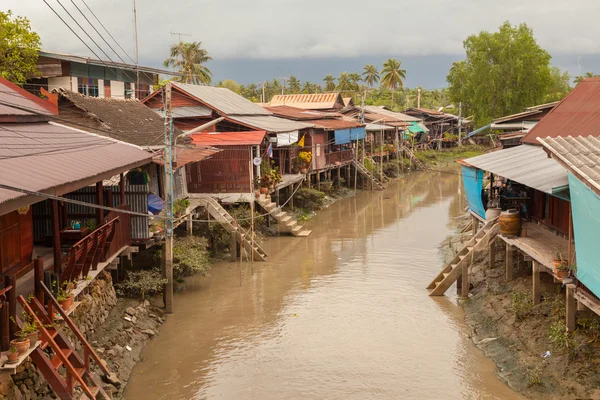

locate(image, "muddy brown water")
(124, 169), (524, 400)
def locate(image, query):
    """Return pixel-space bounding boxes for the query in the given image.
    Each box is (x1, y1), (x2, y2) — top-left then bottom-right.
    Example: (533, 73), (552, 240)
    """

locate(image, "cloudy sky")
(5, 0), (600, 87)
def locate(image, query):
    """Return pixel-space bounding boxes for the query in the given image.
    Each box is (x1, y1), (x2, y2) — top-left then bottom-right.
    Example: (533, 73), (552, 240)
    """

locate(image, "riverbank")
(441, 216), (600, 400)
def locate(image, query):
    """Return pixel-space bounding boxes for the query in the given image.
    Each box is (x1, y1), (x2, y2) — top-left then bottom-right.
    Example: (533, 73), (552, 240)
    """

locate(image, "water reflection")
(124, 168), (522, 400)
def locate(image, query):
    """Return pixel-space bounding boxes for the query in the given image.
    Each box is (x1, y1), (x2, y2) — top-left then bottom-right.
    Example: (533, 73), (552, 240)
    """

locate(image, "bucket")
(499, 209), (521, 237)
(485, 208), (502, 221)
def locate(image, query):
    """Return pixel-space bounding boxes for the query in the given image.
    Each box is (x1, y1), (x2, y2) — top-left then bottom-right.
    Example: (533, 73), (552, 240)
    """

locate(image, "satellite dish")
(253, 157), (262, 166)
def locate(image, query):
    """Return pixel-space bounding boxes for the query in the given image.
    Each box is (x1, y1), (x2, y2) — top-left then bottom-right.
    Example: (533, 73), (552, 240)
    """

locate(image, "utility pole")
(133, 0), (139, 98)
(458, 101), (463, 147)
(417, 88), (421, 109)
(163, 82), (174, 313)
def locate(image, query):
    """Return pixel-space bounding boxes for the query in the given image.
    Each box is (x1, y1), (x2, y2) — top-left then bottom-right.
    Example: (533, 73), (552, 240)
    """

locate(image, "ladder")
(400, 145), (426, 170)
(198, 198), (268, 261)
(427, 219), (499, 296)
(18, 282), (113, 399)
(257, 197), (311, 237)
(351, 160), (386, 190)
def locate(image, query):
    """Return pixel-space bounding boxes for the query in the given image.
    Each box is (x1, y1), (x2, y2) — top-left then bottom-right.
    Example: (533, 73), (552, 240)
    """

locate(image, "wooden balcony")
(325, 149), (354, 166)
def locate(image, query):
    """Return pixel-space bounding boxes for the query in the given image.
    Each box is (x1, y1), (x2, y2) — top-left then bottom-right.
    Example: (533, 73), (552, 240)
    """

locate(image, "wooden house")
(491, 102), (559, 147)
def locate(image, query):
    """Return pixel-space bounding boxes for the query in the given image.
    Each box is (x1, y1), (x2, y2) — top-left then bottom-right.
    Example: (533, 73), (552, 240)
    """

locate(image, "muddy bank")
(442, 217), (600, 399)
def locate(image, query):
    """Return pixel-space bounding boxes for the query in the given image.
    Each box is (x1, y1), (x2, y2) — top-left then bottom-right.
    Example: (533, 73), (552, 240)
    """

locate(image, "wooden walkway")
(276, 174), (305, 191)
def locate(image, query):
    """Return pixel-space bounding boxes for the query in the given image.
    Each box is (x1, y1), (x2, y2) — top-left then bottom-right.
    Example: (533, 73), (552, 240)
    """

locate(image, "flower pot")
(300, 168), (307, 174)
(485, 207), (502, 221)
(59, 296), (74, 312)
(555, 269), (569, 279)
(6, 351), (19, 363)
(260, 187), (269, 194)
(11, 339), (30, 355)
(27, 331), (39, 348)
(552, 260), (565, 270)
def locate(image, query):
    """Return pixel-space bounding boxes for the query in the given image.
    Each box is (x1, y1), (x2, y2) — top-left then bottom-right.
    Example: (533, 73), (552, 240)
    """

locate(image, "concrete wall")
(47, 76), (73, 92)
(111, 81), (125, 99)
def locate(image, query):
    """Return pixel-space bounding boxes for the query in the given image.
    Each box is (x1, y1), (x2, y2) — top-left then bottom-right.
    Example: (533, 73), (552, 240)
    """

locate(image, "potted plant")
(71, 220), (81, 230)
(6, 344), (19, 363)
(297, 151), (312, 174)
(57, 281), (75, 312)
(556, 263), (570, 279)
(552, 252), (566, 274)
(10, 331), (30, 355)
(269, 168), (281, 189)
(259, 174), (272, 194)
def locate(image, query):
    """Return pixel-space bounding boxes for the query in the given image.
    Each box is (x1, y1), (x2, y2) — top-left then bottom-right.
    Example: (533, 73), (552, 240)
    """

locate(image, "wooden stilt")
(186, 213), (193, 235)
(532, 261), (541, 305)
(317, 171), (321, 191)
(505, 243), (514, 282)
(471, 215), (478, 236)
(35, 258), (45, 305)
(337, 167), (341, 188)
(230, 231), (237, 262)
(51, 200), (62, 276)
(488, 238), (496, 269)
(566, 284), (577, 333)
(460, 261), (469, 298)
(4, 276), (15, 341)
(290, 184), (295, 211)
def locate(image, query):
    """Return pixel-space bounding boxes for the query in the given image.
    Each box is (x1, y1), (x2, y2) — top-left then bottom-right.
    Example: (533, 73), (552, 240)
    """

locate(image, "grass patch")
(415, 144), (489, 165)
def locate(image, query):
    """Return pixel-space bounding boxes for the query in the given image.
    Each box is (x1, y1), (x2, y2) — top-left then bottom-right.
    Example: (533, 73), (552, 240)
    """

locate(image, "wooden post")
(186, 213), (193, 235)
(119, 173), (126, 205)
(488, 238), (496, 269)
(532, 261), (541, 305)
(96, 181), (104, 225)
(4, 275), (16, 341)
(471, 214), (478, 236)
(276, 189), (280, 207)
(230, 231), (237, 262)
(0, 299), (8, 351)
(566, 284), (577, 333)
(505, 243), (514, 282)
(290, 184), (295, 211)
(51, 199), (62, 276)
(317, 171), (321, 191)
(35, 257), (45, 305)
(460, 262), (469, 298)
(337, 167), (341, 188)
(164, 81), (174, 314)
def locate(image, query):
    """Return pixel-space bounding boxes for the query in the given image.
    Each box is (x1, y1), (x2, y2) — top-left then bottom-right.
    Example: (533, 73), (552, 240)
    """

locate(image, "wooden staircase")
(256, 197), (311, 237)
(351, 160), (386, 190)
(427, 219), (499, 296)
(17, 282), (113, 399)
(198, 198), (268, 261)
(400, 145), (426, 170)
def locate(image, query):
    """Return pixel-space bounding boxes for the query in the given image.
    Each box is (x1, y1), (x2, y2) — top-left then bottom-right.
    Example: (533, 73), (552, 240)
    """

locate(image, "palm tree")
(349, 72), (362, 91)
(247, 83), (258, 100)
(302, 81), (313, 94)
(163, 41), (212, 85)
(362, 64), (380, 88)
(336, 72), (352, 92)
(287, 75), (301, 93)
(323, 74), (336, 92)
(380, 58), (407, 108)
(574, 72), (600, 85)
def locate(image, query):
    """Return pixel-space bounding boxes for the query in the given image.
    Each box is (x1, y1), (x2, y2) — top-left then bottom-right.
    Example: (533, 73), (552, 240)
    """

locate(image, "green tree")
(287, 75), (301, 93)
(337, 72), (352, 92)
(447, 22), (555, 126)
(0, 11), (41, 84)
(362, 64), (380, 88)
(323, 74), (336, 92)
(380, 58), (407, 108)
(574, 71), (599, 85)
(163, 41), (212, 85)
(218, 79), (241, 93)
(349, 72), (362, 90)
(545, 67), (571, 102)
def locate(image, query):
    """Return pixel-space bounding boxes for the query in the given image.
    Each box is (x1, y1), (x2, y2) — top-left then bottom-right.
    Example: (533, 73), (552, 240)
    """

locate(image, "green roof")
(407, 121), (425, 133)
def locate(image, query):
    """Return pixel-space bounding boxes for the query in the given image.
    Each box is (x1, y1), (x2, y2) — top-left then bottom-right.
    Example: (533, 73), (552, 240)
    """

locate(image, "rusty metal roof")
(538, 136), (600, 193)
(303, 118), (364, 130)
(265, 105), (341, 121)
(153, 146), (220, 168)
(191, 131), (267, 146)
(363, 106), (420, 122)
(269, 93), (344, 110)
(0, 77), (55, 120)
(0, 121), (152, 213)
(226, 115), (313, 133)
(523, 79), (600, 145)
(172, 83), (271, 116)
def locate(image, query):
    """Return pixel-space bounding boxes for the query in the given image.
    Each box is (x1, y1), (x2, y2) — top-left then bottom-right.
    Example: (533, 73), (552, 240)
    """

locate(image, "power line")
(81, 0), (137, 64)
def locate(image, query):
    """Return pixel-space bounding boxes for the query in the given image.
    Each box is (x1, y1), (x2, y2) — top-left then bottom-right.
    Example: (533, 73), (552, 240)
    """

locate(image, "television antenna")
(170, 31), (192, 42)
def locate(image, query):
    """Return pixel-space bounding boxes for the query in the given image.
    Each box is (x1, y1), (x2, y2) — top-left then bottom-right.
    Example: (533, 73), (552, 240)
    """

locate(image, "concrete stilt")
(566, 284), (577, 333)
(505, 243), (514, 282)
(532, 261), (541, 305)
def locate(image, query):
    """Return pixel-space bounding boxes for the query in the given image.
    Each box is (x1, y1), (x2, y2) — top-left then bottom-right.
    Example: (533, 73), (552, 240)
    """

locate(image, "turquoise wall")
(462, 165), (486, 219)
(569, 173), (600, 297)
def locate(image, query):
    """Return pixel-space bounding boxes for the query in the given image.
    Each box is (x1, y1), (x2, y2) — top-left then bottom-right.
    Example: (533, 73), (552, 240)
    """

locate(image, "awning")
(491, 121), (537, 131)
(191, 131), (266, 146)
(460, 144), (568, 195)
(276, 131), (299, 147)
(334, 127), (366, 145)
(407, 121), (427, 134)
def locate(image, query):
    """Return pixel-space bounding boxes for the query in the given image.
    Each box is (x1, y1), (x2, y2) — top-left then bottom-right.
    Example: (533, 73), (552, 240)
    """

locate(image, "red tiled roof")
(523, 79), (600, 145)
(191, 131), (267, 146)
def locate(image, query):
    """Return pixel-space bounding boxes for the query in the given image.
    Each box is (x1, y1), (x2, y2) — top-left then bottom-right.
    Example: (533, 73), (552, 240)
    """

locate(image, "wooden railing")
(60, 216), (121, 283)
(105, 205), (131, 259)
(325, 149), (354, 166)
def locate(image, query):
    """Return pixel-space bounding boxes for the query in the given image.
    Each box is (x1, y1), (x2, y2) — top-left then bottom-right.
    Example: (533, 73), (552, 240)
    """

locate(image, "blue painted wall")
(462, 165), (486, 219)
(568, 173), (600, 297)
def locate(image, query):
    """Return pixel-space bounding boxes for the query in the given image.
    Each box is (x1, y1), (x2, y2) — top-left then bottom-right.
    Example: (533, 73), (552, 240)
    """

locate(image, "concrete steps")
(257, 196), (312, 237)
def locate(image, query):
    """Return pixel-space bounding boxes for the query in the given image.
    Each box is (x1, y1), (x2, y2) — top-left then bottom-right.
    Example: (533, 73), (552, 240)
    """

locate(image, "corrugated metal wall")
(32, 184), (149, 242)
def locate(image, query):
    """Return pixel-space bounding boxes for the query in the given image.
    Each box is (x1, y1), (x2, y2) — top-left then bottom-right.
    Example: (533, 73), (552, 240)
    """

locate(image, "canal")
(124, 168), (523, 399)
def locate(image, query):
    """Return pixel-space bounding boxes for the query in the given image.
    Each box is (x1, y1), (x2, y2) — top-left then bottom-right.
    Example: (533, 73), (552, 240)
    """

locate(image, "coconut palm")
(362, 64), (380, 88)
(287, 75), (301, 93)
(349, 72), (362, 91)
(380, 58), (407, 107)
(574, 72), (600, 85)
(336, 72), (352, 92)
(323, 74), (336, 92)
(163, 41), (212, 85)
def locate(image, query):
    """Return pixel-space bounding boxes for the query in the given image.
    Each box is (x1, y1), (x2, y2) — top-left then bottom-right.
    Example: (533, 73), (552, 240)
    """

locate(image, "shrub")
(511, 291), (534, 320)
(295, 188), (326, 210)
(173, 236), (210, 278)
(116, 270), (167, 299)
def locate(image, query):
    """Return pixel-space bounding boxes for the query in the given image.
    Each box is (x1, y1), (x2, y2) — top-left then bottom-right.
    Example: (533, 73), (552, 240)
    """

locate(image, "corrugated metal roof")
(226, 115), (313, 133)
(363, 106), (420, 122)
(172, 82), (271, 116)
(191, 131), (266, 146)
(269, 93), (344, 110)
(366, 123), (395, 131)
(168, 105), (213, 118)
(303, 118), (363, 130)
(0, 77), (55, 118)
(0, 121), (151, 211)
(523, 79), (600, 145)
(538, 136), (600, 193)
(461, 144), (567, 194)
(265, 105), (340, 121)
(153, 146), (220, 167)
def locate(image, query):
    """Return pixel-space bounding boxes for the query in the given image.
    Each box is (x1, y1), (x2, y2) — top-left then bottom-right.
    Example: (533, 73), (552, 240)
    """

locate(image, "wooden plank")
(566, 284), (577, 333)
(532, 261), (541, 305)
(505, 243), (514, 282)
(573, 289), (600, 318)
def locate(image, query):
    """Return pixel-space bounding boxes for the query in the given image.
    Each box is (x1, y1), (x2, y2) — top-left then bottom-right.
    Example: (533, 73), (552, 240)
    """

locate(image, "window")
(124, 82), (132, 99)
(78, 78), (99, 97)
